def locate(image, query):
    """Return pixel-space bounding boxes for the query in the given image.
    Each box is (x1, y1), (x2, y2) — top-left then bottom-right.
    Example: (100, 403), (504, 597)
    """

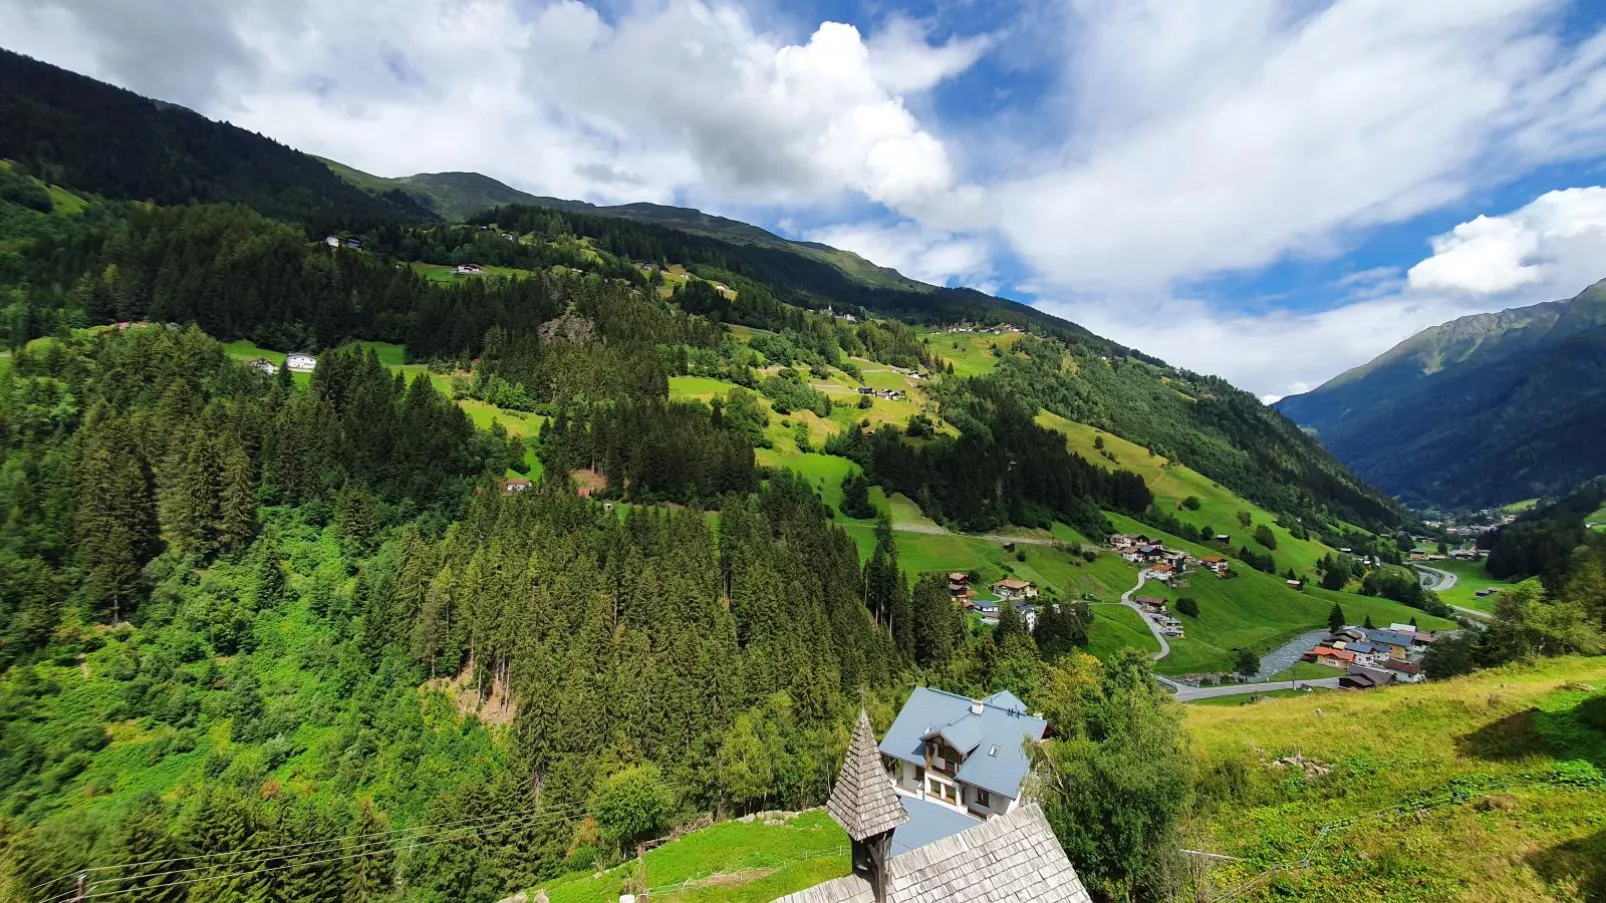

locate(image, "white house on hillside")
(878, 687), (1047, 820)
(285, 352), (318, 373)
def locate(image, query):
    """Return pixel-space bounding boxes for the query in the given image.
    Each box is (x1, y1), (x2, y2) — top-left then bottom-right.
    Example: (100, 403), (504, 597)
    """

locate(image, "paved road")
(1117, 574), (1171, 662)
(1413, 563), (1457, 592)
(1412, 564), (1492, 620)
(889, 521), (1099, 554)
(1170, 677), (1343, 702)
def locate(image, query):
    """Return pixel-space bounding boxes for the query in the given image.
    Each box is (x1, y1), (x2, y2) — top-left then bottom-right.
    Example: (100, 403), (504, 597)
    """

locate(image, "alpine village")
(1, 39), (1605, 903)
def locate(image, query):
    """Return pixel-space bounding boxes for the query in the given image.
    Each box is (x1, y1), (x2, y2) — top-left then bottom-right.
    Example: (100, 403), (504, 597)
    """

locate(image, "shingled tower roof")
(827, 710), (909, 841)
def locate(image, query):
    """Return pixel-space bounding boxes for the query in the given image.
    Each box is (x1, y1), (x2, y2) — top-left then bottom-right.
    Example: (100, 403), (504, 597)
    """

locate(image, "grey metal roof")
(982, 689), (1028, 712)
(774, 803), (1090, 903)
(879, 687), (1047, 800)
(1366, 629), (1416, 648)
(827, 709), (910, 841)
(890, 795), (981, 857)
(923, 719), (982, 755)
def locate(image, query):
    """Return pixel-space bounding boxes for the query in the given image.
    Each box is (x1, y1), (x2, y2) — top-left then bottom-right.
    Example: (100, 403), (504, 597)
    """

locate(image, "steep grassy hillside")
(1186, 657), (1606, 902)
(534, 811), (850, 903)
(1277, 281), (1606, 510)
(1036, 411), (1338, 575)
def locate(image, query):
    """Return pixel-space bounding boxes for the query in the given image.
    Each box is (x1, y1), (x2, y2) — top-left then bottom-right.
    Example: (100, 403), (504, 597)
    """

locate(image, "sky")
(8, 0), (1606, 400)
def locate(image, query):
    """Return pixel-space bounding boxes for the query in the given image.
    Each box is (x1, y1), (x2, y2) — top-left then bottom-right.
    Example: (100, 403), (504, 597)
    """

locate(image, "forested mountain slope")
(1276, 282), (1606, 510)
(320, 157), (932, 293)
(0, 50), (424, 224)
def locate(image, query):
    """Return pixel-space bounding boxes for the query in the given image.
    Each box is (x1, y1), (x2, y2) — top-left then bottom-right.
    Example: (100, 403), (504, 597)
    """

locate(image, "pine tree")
(216, 439), (257, 553)
(76, 415), (157, 622)
(253, 535), (289, 609)
(114, 794), (187, 903)
(1328, 603), (1346, 633)
(346, 800), (395, 902)
(1364, 613), (1376, 630)
(158, 427), (222, 559)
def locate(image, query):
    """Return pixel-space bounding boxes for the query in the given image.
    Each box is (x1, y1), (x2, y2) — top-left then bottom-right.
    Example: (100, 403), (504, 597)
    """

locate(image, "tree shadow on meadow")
(1455, 696), (1606, 770)
(1527, 829), (1605, 903)
(1455, 708), (1550, 762)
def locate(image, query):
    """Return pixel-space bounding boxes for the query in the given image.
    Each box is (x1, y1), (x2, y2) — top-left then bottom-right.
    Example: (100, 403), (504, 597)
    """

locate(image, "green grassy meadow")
(920, 329), (1025, 378)
(1430, 557), (1533, 612)
(408, 261), (530, 283)
(1186, 657), (1606, 902)
(538, 811), (850, 903)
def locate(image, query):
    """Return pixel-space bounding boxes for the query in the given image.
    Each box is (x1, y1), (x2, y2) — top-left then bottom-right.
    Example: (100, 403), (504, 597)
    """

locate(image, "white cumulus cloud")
(1037, 185), (1606, 398)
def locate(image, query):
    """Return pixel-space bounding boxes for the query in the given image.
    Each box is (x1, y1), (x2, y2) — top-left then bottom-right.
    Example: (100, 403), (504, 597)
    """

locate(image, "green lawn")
(1087, 604), (1161, 659)
(409, 262), (530, 283)
(919, 329), (1026, 378)
(1188, 686), (1335, 707)
(538, 811), (850, 903)
(1268, 660), (1339, 681)
(1037, 411), (1338, 576)
(1587, 503), (1606, 530)
(1429, 557), (1532, 612)
(1102, 512), (1455, 675)
(756, 449), (859, 511)
(668, 375), (744, 402)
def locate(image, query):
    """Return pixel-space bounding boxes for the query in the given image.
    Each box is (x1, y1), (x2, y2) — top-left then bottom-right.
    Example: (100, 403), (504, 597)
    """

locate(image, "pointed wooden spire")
(826, 709), (908, 841)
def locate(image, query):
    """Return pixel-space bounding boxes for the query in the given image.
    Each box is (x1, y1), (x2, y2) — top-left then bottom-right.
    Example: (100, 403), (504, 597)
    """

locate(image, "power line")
(30, 802), (581, 895)
(40, 805), (587, 903)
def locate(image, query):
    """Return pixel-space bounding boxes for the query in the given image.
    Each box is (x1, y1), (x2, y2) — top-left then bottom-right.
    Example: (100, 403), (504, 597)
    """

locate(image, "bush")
(1580, 694), (1606, 734)
(1175, 598), (1199, 618)
(590, 763), (674, 850)
(1182, 496), (1201, 511)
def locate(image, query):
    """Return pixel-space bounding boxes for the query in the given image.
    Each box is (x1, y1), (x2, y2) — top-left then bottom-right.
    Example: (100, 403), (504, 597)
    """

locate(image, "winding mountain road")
(1412, 563), (1492, 620)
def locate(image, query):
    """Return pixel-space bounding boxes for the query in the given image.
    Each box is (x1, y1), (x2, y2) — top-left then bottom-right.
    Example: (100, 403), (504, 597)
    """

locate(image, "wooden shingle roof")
(776, 803), (1090, 903)
(826, 710), (908, 841)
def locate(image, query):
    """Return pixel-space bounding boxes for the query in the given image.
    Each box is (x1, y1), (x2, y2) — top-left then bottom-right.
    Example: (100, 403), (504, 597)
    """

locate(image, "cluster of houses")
(949, 574), (1039, 630)
(1134, 596), (1185, 637)
(942, 323), (1023, 336)
(1304, 623), (1435, 688)
(856, 386), (907, 402)
(826, 305), (860, 324)
(323, 235), (362, 250)
(1110, 534), (1230, 579)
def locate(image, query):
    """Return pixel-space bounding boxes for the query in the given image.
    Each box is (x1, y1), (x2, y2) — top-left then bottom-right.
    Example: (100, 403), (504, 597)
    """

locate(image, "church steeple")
(826, 709), (907, 903)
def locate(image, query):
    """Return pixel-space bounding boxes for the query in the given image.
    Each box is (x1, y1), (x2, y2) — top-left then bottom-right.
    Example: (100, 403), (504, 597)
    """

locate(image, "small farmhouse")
(498, 478), (532, 493)
(454, 263), (484, 275)
(285, 352), (318, 373)
(245, 357), (277, 375)
(990, 578), (1037, 601)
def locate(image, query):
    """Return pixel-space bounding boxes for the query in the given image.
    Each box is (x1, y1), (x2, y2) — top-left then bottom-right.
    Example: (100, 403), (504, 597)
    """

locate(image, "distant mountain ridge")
(318, 157), (931, 294)
(1276, 282), (1606, 510)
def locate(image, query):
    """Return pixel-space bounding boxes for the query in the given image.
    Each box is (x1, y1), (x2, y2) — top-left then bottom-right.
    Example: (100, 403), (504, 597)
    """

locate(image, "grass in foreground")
(537, 811), (849, 903)
(1185, 656), (1606, 902)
